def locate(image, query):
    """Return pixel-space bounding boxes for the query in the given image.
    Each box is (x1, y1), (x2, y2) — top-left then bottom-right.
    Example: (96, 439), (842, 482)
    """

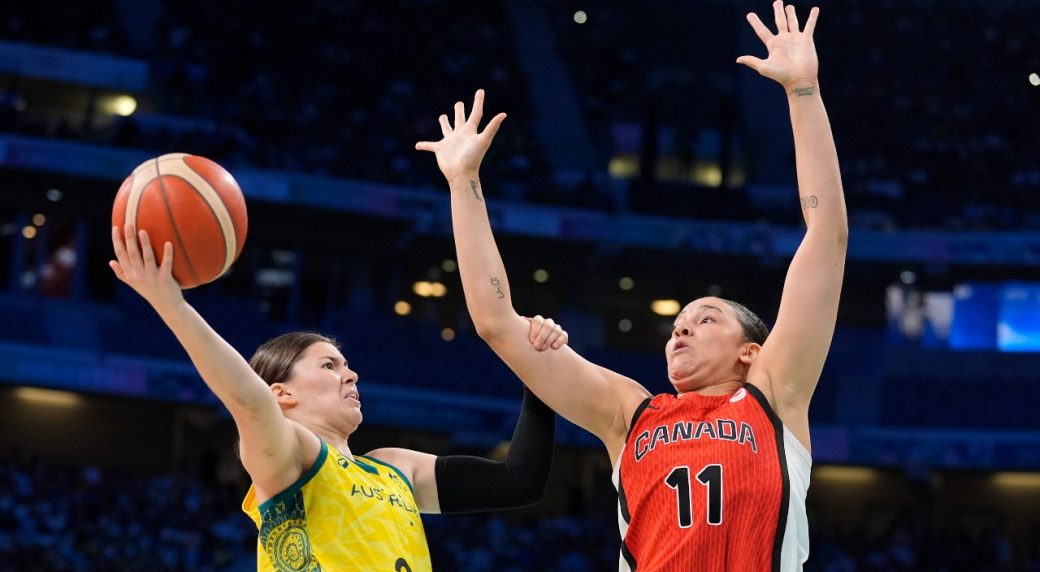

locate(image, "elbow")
(473, 315), (512, 343)
(511, 479), (547, 508)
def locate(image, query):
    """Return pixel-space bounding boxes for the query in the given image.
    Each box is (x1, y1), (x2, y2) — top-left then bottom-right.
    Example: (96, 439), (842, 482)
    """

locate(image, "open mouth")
(344, 390), (360, 403)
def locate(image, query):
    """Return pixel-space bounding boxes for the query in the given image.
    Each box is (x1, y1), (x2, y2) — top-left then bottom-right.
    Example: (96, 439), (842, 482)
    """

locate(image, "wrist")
(784, 78), (819, 98)
(153, 296), (189, 322)
(447, 170), (480, 189)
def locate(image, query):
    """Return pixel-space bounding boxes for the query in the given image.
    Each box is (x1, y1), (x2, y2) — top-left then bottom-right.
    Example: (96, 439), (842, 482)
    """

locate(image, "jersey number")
(664, 464), (723, 528)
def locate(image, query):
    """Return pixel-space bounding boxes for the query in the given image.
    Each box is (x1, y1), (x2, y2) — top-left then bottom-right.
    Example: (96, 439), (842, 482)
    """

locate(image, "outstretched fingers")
(468, 89), (485, 127)
(746, 12), (773, 45)
(480, 112), (507, 141)
(453, 101), (466, 130)
(803, 7), (820, 37)
(785, 4), (800, 33)
(772, 0), (788, 34)
(439, 114), (452, 137)
(735, 55), (765, 73)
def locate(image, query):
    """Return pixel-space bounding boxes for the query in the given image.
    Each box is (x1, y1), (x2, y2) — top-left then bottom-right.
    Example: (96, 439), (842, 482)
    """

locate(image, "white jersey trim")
(780, 426), (812, 572)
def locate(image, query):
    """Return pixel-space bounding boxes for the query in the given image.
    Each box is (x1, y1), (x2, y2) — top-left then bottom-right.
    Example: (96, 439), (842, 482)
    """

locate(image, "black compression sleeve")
(434, 387), (556, 513)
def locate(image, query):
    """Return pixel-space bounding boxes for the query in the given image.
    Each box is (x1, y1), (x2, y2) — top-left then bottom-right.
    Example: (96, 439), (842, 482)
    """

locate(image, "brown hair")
(248, 331), (340, 386)
(721, 299), (770, 346)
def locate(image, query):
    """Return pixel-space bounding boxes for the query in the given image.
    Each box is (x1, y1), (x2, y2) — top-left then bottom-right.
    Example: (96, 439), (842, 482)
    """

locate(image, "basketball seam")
(154, 162), (202, 287)
(182, 159), (237, 272)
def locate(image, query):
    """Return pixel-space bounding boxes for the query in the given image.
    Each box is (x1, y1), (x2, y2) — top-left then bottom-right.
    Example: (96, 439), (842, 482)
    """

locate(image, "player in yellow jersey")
(110, 226), (567, 571)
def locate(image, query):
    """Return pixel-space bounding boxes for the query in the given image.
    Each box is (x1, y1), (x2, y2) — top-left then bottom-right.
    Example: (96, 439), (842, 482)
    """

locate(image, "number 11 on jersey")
(664, 464), (724, 528)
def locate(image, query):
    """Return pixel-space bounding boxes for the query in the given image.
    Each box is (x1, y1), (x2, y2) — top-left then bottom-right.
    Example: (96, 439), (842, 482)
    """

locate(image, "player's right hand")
(109, 224), (185, 310)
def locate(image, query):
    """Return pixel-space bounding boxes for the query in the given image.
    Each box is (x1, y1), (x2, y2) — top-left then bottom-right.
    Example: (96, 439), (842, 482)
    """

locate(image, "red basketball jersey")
(614, 384), (806, 571)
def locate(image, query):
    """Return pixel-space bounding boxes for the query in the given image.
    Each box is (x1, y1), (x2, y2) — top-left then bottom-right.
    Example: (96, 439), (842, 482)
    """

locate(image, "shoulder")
(364, 448), (433, 483)
(250, 421), (324, 505)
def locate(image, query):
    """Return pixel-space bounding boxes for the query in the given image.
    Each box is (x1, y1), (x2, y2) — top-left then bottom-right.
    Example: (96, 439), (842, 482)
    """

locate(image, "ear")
(271, 383), (298, 410)
(738, 342), (761, 366)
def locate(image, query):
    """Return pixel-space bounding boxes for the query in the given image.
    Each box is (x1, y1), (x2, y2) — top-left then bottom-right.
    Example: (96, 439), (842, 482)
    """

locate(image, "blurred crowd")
(2, 0), (1040, 227)
(1, 453), (1038, 571)
(0, 0), (548, 200)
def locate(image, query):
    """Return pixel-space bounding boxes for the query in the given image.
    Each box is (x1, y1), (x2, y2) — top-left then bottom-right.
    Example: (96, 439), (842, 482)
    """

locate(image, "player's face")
(285, 342), (362, 431)
(665, 297), (749, 392)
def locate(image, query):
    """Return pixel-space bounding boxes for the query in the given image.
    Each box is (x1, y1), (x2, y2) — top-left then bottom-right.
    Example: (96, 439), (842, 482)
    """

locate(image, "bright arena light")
(110, 95), (138, 117)
(574, 10), (588, 24)
(413, 281), (447, 297)
(441, 328), (456, 341)
(394, 300), (412, 315)
(533, 269), (549, 283)
(651, 299), (681, 316)
(15, 387), (82, 407)
(1030, 73), (1040, 87)
(412, 281), (432, 297)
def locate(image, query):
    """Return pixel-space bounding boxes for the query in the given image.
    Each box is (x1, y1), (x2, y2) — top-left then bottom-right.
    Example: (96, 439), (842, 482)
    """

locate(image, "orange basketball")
(112, 153), (248, 289)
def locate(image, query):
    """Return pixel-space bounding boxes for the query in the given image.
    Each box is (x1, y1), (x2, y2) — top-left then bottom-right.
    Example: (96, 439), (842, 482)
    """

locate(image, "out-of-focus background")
(0, 0), (1039, 569)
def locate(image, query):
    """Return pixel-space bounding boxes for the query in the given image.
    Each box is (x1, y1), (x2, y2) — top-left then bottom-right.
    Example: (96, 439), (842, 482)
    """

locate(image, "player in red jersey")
(417, 2), (843, 569)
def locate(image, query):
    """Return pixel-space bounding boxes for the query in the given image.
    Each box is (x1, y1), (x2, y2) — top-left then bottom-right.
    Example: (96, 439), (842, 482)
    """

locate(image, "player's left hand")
(737, 1), (820, 90)
(524, 315), (569, 351)
(415, 89), (507, 184)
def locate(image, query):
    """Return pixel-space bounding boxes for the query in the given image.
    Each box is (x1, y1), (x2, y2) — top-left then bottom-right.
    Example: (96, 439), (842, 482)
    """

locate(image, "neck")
(695, 379), (745, 396)
(295, 416), (356, 460)
(315, 428), (353, 459)
(675, 377), (746, 397)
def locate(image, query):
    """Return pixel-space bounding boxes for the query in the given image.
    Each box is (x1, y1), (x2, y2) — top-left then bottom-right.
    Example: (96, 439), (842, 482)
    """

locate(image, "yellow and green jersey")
(243, 440), (431, 572)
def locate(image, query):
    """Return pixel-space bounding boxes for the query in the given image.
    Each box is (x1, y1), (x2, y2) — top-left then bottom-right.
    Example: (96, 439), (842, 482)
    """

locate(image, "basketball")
(112, 153), (248, 289)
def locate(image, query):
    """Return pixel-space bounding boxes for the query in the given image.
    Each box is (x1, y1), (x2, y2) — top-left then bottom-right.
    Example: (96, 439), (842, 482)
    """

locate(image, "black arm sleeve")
(434, 387), (556, 513)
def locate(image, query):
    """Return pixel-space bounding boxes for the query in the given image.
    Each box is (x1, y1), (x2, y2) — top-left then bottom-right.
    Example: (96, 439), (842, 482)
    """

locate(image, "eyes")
(671, 316), (715, 335)
(323, 362), (334, 370)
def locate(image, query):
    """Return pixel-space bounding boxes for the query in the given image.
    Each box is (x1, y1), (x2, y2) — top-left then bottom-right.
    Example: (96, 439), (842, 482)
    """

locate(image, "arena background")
(1, 0), (1039, 569)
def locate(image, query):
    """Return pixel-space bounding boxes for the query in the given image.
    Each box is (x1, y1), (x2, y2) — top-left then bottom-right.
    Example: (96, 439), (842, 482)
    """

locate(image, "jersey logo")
(729, 388), (747, 403)
(633, 419), (758, 462)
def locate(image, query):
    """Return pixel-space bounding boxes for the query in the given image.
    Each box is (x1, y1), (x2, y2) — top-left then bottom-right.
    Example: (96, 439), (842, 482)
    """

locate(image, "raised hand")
(109, 224), (185, 311)
(415, 89), (507, 184)
(736, 1), (820, 90)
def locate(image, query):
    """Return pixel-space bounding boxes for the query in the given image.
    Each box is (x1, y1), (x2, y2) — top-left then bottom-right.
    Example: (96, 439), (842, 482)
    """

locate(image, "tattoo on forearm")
(791, 86), (816, 97)
(470, 180), (484, 202)
(800, 195), (819, 210)
(490, 277), (505, 299)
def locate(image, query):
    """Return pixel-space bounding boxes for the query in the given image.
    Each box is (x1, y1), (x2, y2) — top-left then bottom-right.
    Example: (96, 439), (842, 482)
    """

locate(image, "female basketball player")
(109, 226), (567, 571)
(416, 2), (844, 569)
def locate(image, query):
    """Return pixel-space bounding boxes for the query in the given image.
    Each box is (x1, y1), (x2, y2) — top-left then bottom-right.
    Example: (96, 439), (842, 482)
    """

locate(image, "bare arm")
(110, 225), (305, 489)
(417, 92), (650, 460)
(738, 2), (848, 448)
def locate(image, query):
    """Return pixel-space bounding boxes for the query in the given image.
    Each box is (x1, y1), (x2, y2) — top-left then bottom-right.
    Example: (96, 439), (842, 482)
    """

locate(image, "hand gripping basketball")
(112, 154), (248, 289)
